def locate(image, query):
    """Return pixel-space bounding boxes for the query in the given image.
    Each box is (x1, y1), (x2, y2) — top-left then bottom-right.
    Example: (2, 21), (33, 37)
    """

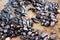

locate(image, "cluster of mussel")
(0, 0), (58, 40)
(28, 0), (58, 26)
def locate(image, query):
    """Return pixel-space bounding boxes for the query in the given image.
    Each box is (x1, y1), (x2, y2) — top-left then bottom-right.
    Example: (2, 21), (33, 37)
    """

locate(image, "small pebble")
(5, 37), (11, 40)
